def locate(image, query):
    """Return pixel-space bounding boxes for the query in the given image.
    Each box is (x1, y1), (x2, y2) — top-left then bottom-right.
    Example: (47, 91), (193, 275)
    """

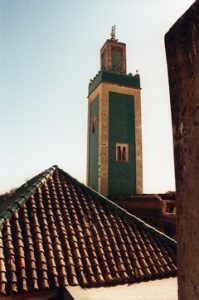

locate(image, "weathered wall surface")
(165, 1), (199, 299)
(110, 194), (176, 238)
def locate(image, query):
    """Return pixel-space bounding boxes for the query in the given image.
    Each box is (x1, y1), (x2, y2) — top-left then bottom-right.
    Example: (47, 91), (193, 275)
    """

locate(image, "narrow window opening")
(122, 146), (126, 161)
(91, 116), (97, 133)
(118, 146), (122, 161)
(116, 143), (128, 162)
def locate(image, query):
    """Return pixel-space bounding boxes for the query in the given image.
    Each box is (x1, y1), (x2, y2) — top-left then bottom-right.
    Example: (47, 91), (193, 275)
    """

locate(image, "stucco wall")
(165, 1), (199, 299)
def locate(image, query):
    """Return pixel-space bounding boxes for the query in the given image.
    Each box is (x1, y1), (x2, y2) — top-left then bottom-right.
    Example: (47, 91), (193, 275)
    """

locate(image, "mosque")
(0, 1), (198, 297)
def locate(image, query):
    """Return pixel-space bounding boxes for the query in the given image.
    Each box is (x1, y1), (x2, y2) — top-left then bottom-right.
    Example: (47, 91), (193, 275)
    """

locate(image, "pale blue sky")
(0, 0), (194, 193)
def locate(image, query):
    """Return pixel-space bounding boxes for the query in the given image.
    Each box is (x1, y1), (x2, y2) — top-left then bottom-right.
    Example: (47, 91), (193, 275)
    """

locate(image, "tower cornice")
(88, 70), (140, 96)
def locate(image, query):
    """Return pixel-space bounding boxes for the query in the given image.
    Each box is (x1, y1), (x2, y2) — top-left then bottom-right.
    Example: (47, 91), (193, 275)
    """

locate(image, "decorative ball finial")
(111, 25), (116, 40)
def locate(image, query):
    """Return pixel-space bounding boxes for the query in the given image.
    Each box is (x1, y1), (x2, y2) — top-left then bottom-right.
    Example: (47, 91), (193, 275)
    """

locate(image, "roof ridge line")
(0, 165), (57, 225)
(58, 167), (177, 248)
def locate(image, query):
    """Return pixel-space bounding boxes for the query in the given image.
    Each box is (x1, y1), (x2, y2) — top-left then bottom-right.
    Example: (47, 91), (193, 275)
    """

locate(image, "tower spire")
(111, 25), (116, 40)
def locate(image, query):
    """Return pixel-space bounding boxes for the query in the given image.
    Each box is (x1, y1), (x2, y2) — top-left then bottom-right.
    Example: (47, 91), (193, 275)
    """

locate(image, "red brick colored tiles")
(60, 173), (176, 284)
(0, 167), (177, 295)
(0, 229), (7, 295)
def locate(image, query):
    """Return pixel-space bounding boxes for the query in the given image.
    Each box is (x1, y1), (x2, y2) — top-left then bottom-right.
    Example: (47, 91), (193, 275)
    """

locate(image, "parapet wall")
(88, 71), (140, 95)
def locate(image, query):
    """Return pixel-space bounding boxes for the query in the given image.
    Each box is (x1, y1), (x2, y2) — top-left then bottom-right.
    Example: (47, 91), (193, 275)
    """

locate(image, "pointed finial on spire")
(111, 25), (116, 40)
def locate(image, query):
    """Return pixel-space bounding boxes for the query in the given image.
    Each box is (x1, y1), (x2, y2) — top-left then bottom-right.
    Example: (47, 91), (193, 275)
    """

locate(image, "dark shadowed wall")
(165, 1), (199, 299)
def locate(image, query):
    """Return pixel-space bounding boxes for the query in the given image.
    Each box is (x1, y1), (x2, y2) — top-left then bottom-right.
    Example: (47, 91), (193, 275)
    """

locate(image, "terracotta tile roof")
(0, 166), (177, 296)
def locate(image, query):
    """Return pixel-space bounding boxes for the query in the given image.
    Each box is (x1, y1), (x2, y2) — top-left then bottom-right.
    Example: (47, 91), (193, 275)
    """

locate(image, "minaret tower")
(87, 26), (142, 197)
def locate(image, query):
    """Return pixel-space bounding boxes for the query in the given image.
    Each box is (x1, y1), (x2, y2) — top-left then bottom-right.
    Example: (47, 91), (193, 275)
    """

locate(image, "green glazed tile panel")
(108, 91), (136, 196)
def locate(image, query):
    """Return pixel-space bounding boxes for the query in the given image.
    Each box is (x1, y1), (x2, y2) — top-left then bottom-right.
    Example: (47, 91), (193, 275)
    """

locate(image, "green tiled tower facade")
(87, 27), (142, 197)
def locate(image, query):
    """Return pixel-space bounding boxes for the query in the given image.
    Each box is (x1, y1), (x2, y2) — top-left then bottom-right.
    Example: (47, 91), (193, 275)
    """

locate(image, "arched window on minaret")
(91, 116), (97, 133)
(116, 143), (128, 162)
